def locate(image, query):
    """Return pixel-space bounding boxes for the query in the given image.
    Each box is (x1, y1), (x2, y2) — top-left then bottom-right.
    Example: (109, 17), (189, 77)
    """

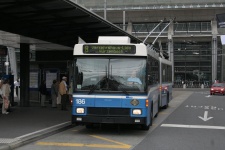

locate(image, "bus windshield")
(74, 57), (146, 92)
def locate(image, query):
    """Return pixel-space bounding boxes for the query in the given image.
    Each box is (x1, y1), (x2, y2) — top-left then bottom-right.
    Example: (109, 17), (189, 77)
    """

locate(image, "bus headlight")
(76, 108), (85, 114)
(133, 109), (142, 115)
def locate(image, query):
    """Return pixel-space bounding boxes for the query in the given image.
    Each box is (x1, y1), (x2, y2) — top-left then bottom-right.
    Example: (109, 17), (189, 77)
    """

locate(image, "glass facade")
(174, 42), (211, 84)
(116, 22), (223, 87)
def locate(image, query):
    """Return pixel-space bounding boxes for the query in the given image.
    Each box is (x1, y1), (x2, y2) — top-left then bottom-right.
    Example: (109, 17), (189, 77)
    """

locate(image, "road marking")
(37, 142), (130, 149)
(161, 124), (225, 130)
(36, 135), (131, 149)
(90, 135), (130, 147)
(185, 105), (224, 111)
(198, 111), (213, 121)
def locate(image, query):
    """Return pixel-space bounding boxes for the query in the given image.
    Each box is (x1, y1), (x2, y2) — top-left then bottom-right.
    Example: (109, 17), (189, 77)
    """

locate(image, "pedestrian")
(56, 80), (61, 107)
(14, 78), (20, 97)
(59, 76), (69, 110)
(1, 79), (11, 114)
(51, 79), (58, 108)
(39, 80), (47, 107)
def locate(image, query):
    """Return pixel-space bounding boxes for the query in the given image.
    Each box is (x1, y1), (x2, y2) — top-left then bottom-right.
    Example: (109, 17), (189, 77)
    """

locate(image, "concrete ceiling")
(0, 0), (143, 51)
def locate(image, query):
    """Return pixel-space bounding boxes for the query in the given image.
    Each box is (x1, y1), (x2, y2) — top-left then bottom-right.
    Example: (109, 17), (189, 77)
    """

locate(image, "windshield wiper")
(110, 76), (129, 96)
(88, 76), (106, 94)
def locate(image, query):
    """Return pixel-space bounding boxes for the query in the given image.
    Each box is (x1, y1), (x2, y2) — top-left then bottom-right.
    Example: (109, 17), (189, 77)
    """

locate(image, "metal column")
(212, 36), (217, 82)
(168, 21), (174, 83)
(20, 43), (30, 107)
(7, 47), (18, 81)
(211, 20), (218, 82)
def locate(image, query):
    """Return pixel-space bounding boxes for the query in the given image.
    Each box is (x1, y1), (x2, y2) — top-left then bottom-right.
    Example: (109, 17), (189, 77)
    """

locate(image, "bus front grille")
(87, 107), (130, 116)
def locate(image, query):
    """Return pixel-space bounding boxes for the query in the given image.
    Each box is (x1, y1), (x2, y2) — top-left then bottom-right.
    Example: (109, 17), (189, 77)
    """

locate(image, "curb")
(0, 121), (73, 150)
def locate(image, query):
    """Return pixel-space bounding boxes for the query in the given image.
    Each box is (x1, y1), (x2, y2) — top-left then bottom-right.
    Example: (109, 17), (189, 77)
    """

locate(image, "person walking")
(14, 78), (20, 97)
(39, 80), (47, 107)
(59, 76), (68, 110)
(51, 79), (58, 108)
(1, 79), (11, 114)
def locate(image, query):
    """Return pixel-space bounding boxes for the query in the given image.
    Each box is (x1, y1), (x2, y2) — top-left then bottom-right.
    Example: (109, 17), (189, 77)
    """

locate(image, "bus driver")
(127, 70), (142, 85)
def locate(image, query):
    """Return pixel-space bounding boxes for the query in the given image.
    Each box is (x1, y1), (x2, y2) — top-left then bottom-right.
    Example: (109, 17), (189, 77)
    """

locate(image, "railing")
(173, 81), (212, 88)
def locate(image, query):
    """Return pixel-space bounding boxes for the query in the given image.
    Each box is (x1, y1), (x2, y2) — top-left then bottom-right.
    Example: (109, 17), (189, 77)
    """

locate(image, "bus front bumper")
(72, 115), (146, 125)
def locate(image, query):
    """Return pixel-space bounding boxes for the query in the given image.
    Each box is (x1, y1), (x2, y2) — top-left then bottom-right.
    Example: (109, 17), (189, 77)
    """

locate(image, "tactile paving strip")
(0, 138), (19, 144)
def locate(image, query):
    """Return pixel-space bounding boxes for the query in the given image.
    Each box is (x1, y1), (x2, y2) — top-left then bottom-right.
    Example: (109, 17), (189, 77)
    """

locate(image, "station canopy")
(0, 0), (143, 50)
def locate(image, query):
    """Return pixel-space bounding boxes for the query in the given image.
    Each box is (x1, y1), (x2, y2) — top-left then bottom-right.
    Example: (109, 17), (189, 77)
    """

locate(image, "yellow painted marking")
(90, 135), (130, 147)
(37, 142), (130, 149)
(152, 124), (157, 126)
(36, 135), (131, 149)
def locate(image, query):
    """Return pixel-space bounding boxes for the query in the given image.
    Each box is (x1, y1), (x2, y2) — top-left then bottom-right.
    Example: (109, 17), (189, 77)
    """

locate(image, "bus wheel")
(154, 96), (160, 118)
(85, 124), (93, 129)
(150, 104), (153, 126)
(141, 124), (150, 130)
(163, 92), (169, 109)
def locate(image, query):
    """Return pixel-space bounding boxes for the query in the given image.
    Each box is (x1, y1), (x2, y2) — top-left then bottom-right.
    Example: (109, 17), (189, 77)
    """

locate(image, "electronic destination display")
(83, 45), (136, 54)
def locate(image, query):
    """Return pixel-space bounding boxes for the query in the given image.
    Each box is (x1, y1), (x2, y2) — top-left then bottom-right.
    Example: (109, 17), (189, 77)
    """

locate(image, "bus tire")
(154, 98), (160, 118)
(85, 124), (93, 129)
(162, 92), (169, 109)
(142, 112), (152, 130)
(150, 102), (153, 126)
(141, 124), (150, 130)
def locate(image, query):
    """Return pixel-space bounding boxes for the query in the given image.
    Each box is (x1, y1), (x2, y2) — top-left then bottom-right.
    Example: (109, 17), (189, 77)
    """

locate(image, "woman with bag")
(1, 78), (11, 114)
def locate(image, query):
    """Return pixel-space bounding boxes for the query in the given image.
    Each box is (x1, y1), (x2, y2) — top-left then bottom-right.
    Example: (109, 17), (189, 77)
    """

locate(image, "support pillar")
(168, 21), (174, 83)
(20, 43), (30, 107)
(126, 21), (132, 34)
(211, 20), (218, 82)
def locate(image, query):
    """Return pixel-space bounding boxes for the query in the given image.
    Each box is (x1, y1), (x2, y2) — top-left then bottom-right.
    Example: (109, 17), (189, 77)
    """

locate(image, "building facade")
(75, 0), (225, 86)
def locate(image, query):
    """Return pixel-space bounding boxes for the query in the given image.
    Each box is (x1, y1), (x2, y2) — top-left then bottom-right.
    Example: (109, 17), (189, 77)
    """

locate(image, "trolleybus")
(71, 36), (172, 130)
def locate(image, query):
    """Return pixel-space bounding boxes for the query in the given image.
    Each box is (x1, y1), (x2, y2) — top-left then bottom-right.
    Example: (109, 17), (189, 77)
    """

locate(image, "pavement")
(0, 97), (72, 150)
(0, 88), (210, 150)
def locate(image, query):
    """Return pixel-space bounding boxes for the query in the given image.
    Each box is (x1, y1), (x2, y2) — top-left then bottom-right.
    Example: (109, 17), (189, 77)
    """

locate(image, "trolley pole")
(104, 0), (107, 20)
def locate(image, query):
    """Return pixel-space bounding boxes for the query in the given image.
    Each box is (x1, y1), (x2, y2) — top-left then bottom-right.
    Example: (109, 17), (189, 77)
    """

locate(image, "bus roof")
(98, 36), (131, 44)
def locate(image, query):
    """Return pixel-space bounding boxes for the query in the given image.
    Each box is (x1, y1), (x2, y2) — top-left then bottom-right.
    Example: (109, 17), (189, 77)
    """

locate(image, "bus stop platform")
(0, 98), (72, 150)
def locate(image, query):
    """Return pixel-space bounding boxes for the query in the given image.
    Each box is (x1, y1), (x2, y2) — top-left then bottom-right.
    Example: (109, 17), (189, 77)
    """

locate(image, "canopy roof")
(0, 0), (143, 50)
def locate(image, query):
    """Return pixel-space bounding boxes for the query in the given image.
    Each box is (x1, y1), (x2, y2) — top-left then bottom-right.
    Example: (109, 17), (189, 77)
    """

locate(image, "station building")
(75, 0), (225, 87)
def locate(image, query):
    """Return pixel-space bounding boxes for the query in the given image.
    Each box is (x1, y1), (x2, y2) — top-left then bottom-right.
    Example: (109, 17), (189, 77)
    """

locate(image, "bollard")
(201, 84), (204, 89)
(183, 84), (186, 89)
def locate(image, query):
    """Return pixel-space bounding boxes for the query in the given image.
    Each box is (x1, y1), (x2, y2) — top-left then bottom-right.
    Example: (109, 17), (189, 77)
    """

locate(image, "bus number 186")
(76, 99), (85, 104)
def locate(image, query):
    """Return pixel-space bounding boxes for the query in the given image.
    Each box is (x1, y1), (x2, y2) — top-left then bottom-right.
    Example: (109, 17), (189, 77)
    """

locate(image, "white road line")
(161, 124), (225, 130)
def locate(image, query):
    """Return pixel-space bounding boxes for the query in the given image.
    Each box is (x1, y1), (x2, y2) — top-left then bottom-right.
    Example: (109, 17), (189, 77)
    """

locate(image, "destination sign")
(83, 45), (136, 54)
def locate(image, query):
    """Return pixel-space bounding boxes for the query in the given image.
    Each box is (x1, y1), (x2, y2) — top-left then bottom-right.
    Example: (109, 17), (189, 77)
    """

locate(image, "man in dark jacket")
(39, 80), (47, 107)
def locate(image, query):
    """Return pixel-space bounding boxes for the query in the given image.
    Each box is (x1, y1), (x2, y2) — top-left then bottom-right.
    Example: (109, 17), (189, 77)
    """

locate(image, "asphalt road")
(14, 90), (223, 150)
(133, 91), (225, 150)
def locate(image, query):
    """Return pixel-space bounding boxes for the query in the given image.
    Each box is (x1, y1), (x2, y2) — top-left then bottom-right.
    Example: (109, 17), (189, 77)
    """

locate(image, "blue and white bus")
(71, 36), (172, 130)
